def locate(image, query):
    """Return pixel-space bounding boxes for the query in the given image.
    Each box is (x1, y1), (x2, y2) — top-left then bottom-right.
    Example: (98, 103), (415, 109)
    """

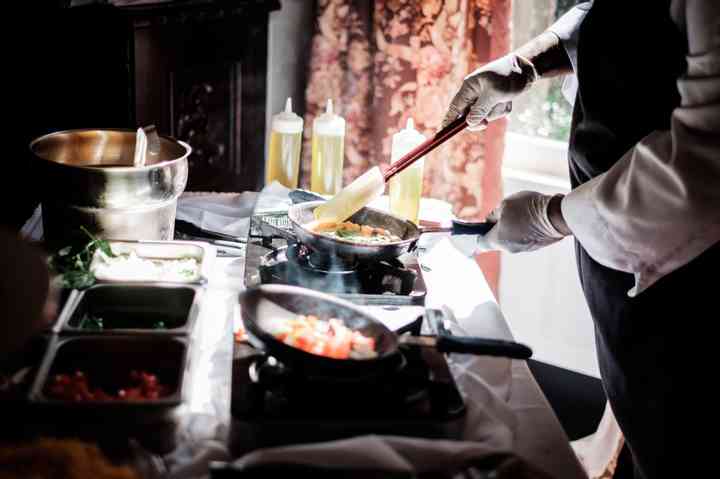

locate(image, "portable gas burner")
(244, 214), (427, 306)
(230, 312), (465, 454)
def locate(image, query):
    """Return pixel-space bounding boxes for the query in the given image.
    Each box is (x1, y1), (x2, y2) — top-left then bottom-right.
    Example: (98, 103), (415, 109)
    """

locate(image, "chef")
(0, 229), (57, 356)
(441, 1), (719, 477)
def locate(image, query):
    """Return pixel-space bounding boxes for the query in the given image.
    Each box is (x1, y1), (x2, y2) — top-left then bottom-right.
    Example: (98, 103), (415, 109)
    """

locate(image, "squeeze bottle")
(266, 97), (304, 188)
(311, 99), (346, 195)
(389, 118), (426, 224)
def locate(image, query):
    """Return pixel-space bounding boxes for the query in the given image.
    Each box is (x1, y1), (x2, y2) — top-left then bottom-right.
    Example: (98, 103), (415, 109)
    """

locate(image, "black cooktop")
(230, 326), (465, 454)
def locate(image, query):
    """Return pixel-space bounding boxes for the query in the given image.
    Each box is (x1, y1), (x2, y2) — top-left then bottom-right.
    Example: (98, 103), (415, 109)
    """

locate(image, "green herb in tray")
(49, 227), (116, 290)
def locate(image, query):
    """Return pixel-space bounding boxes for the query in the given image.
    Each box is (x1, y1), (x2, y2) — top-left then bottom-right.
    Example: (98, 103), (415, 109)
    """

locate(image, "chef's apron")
(569, 1), (710, 477)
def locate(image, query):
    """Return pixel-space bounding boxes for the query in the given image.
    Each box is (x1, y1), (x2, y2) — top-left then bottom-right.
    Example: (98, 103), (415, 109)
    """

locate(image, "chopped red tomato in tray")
(46, 370), (170, 401)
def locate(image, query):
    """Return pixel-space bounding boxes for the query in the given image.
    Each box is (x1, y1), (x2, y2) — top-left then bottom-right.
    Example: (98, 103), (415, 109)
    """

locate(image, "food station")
(1, 74), (584, 479)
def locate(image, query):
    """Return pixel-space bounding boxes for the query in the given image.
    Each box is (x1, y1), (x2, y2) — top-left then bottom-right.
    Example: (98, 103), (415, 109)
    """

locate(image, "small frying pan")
(239, 285), (532, 376)
(287, 200), (494, 263)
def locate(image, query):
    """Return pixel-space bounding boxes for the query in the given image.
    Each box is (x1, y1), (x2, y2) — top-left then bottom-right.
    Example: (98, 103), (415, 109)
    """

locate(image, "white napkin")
(230, 434), (513, 476)
(571, 401), (625, 479)
(176, 182), (293, 238)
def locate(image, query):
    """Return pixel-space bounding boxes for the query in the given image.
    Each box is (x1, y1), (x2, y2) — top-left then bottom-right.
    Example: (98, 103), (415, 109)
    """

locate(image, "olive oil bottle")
(389, 118), (426, 224)
(266, 97), (303, 188)
(310, 99), (346, 195)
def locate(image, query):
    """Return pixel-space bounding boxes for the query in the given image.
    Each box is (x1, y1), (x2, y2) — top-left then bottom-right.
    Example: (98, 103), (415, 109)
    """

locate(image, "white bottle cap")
(313, 99), (346, 136)
(391, 118), (427, 164)
(272, 97), (304, 134)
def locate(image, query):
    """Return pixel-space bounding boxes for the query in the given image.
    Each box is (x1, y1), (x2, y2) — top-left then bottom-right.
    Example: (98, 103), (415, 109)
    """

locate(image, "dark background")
(1, 0), (279, 231)
(3, 3), (133, 229)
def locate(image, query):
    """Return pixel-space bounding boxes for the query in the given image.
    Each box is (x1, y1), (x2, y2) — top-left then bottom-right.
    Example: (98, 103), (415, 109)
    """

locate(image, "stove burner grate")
(291, 243), (360, 272)
(246, 214), (427, 305)
(259, 244), (419, 297)
(232, 343), (464, 421)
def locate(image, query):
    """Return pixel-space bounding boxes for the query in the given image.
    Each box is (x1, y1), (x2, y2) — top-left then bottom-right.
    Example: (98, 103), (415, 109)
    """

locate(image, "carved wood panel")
(170, 63), (242, 191)
(131, 1), (278, 192)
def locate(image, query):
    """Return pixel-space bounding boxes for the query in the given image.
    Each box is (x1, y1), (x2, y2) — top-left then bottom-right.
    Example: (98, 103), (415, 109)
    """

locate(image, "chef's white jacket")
(549, 0), (720, 296)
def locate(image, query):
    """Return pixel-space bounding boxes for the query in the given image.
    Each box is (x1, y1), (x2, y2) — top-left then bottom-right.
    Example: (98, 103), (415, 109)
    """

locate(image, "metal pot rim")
(29, 128), (191, 172)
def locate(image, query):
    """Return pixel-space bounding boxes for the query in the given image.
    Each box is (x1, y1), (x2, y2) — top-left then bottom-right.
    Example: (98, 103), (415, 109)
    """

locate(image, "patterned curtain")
(302, 0), (512, 296)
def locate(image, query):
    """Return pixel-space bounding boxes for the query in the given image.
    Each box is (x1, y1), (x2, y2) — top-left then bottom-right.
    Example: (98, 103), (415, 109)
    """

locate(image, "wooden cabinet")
(128, 0), (279, 192)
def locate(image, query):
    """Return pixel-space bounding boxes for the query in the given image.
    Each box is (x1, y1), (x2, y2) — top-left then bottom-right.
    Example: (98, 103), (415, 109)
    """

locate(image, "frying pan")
(287, 200), (494, 263)
(239, 284), (532, 376)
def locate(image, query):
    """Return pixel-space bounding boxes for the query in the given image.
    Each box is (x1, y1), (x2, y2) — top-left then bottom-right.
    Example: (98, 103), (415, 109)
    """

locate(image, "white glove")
(442, 54), (537, 131)
(450, 191), (569, 256)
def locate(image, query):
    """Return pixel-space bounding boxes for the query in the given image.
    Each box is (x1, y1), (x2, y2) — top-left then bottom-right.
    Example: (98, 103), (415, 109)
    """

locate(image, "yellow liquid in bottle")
(389, 163), (423, 224)
(266, 131), (303, 188)
(311, 133), (345, 195)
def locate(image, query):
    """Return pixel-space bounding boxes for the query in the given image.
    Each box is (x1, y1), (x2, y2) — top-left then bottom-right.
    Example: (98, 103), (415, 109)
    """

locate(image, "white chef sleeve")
(548, 2), (593, 104)
(561, 0), (720, 297)
(547, 2), (593, 73)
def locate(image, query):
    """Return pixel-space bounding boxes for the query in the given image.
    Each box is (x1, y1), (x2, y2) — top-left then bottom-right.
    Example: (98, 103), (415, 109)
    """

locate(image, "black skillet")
(286, 193), (494, 263)
(239, 285), (532, 376)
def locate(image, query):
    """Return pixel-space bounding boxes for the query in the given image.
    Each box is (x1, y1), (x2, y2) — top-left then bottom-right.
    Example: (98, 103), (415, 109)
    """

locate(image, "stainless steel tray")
(0, 335), (51, 407)
(59, 283), (201, 336)
(30, 335), (189, 419)
(89, 240), (216, 284)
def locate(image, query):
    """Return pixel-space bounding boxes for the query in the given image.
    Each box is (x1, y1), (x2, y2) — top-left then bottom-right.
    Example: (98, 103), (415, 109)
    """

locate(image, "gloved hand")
(449, 191), (570, 256)
(442, 54), (538, 131)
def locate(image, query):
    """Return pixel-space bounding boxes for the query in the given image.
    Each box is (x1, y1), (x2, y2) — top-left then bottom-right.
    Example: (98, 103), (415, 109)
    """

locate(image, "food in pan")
(307, 220), (401, 244)
(234, 323), (248, 343)
(267, 315), (377, 359)
(46, 369), (170, 401)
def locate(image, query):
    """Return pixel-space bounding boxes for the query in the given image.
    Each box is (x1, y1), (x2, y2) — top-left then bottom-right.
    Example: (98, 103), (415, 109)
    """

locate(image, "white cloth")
(571, 402), (624, 479)
(229, 435), (513, 476)
(176, 182), (292, 238)
(554, 0), (720, 296)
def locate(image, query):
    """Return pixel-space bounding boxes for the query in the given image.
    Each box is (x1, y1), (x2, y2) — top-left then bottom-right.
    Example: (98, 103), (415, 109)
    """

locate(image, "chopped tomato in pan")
(269, 315), (377, 360)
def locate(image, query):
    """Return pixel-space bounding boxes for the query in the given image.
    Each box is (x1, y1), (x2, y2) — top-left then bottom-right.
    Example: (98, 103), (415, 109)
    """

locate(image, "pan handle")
(420, 219), (495, 236)
(450, 219), (495, 236)
(435, 335), (532, 359)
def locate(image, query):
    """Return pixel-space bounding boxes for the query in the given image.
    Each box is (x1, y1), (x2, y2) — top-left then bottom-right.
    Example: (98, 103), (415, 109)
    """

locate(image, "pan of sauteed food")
(287, 200), (494, 262)
(239, 285), (532, 375)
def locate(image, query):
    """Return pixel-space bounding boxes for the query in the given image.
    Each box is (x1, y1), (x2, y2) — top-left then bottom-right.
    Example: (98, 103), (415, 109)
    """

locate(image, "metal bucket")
(30, 129), (191, 248)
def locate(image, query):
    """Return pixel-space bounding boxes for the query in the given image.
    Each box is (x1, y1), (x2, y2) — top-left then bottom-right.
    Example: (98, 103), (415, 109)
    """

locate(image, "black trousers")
(574, 241), (719, 478)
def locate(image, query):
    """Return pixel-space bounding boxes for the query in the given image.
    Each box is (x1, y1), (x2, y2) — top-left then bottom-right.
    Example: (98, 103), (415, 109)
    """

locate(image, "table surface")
(11, 201), (586, 478)
(179, 237), (586, 479)
(417, 238), (586, 479)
